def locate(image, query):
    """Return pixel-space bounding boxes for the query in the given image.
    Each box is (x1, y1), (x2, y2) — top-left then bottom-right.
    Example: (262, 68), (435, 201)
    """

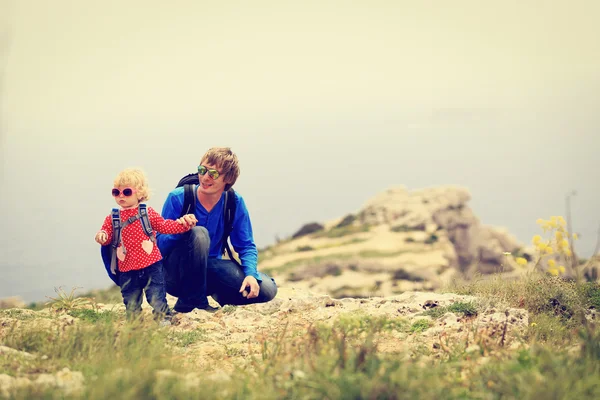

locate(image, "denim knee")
(258, 273), (278, 302)
(119, 272), (143, 314)
(145, 263), (167, 305)
(189, 226), (210, 251)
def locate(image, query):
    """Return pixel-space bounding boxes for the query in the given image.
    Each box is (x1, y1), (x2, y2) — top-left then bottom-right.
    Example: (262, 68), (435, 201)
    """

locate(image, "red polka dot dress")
(100, 206), (191, 272)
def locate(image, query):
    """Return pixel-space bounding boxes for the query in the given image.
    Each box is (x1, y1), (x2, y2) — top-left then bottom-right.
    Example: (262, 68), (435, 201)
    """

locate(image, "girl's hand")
(177, 214), (197, 227)
(95, 231), (108, 244)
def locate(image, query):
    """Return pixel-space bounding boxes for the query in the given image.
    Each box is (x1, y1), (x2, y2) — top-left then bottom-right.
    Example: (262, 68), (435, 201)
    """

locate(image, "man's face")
(197, 161), (228, 196)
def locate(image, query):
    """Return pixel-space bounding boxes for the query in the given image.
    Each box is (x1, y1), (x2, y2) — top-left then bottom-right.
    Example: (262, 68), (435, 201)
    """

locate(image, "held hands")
(239, 276), (260, 299)
(176, 214), (198, 228)
(95, 231), (108, 244)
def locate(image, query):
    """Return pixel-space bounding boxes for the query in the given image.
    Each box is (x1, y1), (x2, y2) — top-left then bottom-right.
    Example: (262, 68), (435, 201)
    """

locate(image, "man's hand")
(95, 231), (108, 244)
(176, 214), (198, 227)
(239, 276), (260, 299)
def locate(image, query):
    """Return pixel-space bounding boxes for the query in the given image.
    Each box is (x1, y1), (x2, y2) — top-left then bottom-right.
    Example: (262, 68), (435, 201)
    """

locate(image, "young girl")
(95, 168), (197, 321)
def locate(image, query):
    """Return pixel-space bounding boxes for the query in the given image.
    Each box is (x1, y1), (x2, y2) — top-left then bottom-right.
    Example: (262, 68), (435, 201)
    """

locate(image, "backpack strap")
(116, 214), (141, 257)
(109, 208), (121, 274)
(221, 189), (240, 266)
(180, 184), (196, 218)
(109, 207), (151, 274)
(110, 208), (121, 248)
(138, 204), (156, 243)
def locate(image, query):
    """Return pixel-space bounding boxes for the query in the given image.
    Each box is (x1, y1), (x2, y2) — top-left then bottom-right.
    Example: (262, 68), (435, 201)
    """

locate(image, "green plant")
(169, 329), (208, 347)
(420, 307), (447, 319)
(527, 312), (572, 345)
(0, 309), (38, 320)
(296, 245), (315, 252)
(410, 319), (432, 333)
(221, 305), (237, 314)
(447, 301), (478, 317)
(45, 286), (96, 312)
(68, 309), (117, 323)
(579, 282), (600, 310)
(335, 314), (408, 335)
(420, 302), (478, 319)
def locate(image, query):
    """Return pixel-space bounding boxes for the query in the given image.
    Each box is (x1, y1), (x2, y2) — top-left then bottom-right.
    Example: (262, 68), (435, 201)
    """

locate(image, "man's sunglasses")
(198, 165), (221, 180)
(112, 188), (136, 197)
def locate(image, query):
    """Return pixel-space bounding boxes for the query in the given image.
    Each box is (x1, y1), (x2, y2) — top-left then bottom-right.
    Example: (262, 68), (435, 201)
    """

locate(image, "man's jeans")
(118, 261), (170, 318)
(163, 227), (277, 309)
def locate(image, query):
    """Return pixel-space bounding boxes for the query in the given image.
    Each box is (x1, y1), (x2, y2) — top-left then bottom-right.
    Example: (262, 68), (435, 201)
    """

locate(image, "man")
(157, 147), (278, 312)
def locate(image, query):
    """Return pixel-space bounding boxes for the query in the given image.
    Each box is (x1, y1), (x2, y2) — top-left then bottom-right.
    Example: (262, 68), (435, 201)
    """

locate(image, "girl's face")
(112, 186), (141, 209)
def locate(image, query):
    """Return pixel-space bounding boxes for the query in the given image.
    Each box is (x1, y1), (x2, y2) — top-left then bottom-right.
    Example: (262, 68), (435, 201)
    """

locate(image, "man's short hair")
(200, 147), (240, 190)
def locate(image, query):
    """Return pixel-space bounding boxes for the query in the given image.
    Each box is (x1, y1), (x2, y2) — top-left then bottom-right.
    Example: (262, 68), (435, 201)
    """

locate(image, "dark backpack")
(100, 203), (155, 285)
(175, 173), (240, 266)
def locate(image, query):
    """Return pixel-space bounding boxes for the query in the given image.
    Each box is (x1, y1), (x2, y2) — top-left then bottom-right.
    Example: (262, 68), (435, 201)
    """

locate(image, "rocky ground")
(0, 287), (529, 397)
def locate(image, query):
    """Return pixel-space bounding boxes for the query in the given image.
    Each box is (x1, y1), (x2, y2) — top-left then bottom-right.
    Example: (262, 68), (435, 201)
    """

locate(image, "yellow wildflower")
(558, 265), (566, 274)
(548, 259), (556, 268)
(555, 231), (563, 241)
(548, 267), (559, 276)
(516, 257), (528, 266)
(564, 248), (572, 257)
(560, 239), (569, 248)
(545, 246), (554, 255)
(536, 218), (545, 226)
(573, 233), (578, 240)
(557, 216), (566, 227)
(537, 242), (547, 252)
(532, 235), (542, 245)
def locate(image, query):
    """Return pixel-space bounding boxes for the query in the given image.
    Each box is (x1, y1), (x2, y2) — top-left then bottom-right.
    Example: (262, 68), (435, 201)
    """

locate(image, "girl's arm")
(148, 207), (193, 234)
(97, 215), (114, 245)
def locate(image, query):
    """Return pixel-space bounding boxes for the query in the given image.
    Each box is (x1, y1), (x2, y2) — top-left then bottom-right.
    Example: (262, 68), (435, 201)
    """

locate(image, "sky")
(1, 0), (599, 302)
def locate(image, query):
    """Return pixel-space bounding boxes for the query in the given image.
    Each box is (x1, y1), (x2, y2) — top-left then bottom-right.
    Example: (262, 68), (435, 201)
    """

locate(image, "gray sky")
(1, 0), (599, 302)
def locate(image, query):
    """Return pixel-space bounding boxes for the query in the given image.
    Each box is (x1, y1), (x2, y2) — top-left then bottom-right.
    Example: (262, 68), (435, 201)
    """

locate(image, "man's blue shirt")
(157, 186), (260, 281)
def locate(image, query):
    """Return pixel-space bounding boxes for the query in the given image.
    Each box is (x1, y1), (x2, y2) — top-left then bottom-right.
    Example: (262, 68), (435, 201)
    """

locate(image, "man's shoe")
(173, 301), (195, 313)
(197, 305), (220, 313)
(174, 301), (219, 314)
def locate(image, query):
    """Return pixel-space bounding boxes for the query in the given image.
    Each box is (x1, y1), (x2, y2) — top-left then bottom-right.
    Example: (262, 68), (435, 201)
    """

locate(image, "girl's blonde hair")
(113, 168), (151, 201)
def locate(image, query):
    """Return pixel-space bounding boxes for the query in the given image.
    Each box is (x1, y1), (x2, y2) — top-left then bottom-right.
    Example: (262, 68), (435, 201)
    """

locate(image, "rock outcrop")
(261, 185), (524, 298)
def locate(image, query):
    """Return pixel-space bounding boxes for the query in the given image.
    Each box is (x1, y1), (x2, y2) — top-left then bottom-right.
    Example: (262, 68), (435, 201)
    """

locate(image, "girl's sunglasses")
(112, 188), (136, 197)
(198, 165), (220, 180)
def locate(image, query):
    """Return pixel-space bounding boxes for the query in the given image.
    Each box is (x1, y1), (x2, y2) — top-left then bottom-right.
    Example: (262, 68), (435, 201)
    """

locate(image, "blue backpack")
(100, 204), (155, 285)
